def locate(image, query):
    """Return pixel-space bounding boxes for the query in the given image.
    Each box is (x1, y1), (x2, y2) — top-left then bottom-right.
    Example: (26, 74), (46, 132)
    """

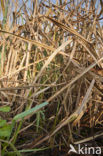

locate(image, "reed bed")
(0, 0), (103, 155)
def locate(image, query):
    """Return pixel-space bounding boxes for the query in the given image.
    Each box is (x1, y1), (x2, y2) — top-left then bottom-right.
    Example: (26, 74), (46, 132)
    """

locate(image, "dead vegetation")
(0, 0), (103, 155)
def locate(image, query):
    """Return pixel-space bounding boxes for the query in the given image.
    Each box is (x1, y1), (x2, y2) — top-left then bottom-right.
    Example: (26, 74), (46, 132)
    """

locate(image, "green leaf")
(0, 124), (12, 137)
(36, 61), (43, 71)
(13, 101), (48, 121)
(43, 49), (48, 56)
(0, 106), (11, 112)
(36, 111), (40, 132)
(0, 119), (7, 127)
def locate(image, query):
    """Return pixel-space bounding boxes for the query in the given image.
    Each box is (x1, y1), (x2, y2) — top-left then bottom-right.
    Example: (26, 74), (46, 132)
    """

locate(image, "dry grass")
(0, 0), (103, 155)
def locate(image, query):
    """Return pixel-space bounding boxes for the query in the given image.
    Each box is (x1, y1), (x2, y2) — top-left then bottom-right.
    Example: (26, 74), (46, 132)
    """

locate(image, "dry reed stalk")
(0, 0), (103, 155)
